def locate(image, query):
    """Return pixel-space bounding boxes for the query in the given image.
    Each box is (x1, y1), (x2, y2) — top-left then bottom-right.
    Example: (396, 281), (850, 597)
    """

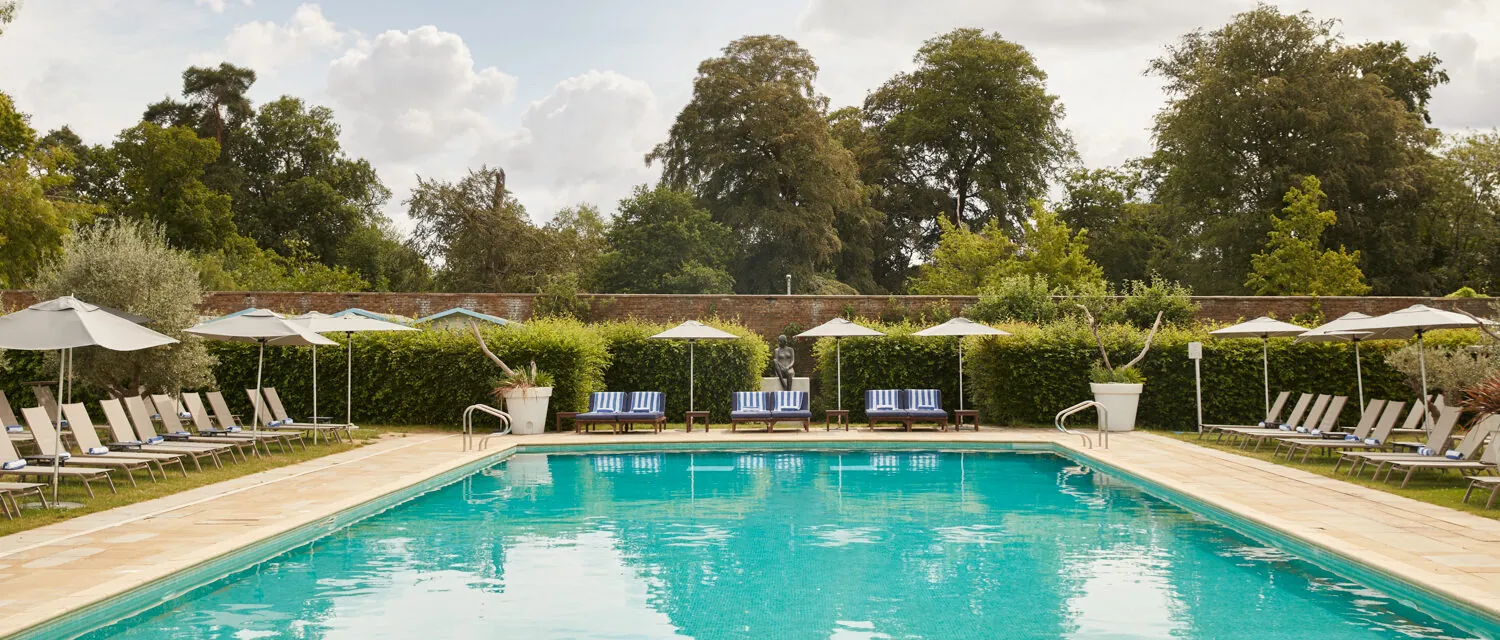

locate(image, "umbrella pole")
(51, 348), (64, 504)
(65, 348), (73, 403)
(1354, 339), (1365, 417)
(689, 340), (695, 413)
(836, 338), (842, 412)
(312, 344), (318, 424)
(346, 332), (353, 427)
(958, 339), (965, 412)
(253, 339), (265, 438)
(1261, 337), (1270, 417)
(1418, 331), (1431, 431)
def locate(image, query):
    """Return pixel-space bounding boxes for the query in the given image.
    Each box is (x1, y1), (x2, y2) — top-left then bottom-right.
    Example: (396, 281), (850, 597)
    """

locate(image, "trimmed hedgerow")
(207, 318), (610, 428)
(596, 319), (770, 422)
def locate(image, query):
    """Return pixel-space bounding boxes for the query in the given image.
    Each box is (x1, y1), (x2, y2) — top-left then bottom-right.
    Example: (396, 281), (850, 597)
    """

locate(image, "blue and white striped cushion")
(734, 392), (766, 412)
(867, 390), (901, 411)
(909, 389), (940, 411)
(629, 392), (662, 413)
(590, 392), (626, 413)
(773, 391), (802, 411)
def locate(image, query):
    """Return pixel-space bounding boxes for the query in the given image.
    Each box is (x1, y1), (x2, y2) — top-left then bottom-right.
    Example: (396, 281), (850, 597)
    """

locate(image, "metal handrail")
(462, 404), (511, 451)
(1055, 401), (1110, 449)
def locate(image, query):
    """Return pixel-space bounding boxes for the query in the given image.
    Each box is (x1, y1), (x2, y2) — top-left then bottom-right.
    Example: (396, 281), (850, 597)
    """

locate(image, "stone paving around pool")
(3, 427), (1500, 636)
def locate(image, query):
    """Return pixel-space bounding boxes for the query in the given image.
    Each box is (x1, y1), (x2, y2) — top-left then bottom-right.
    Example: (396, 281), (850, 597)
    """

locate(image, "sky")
(2, 0), (1497, 234)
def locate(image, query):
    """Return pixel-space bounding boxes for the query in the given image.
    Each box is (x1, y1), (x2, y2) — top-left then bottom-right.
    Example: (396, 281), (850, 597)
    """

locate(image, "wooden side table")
(555, 411), (579, 432)
(684, 411), (709, 432)
(954, 410), (979, 431)
(824, 409), (850, 431)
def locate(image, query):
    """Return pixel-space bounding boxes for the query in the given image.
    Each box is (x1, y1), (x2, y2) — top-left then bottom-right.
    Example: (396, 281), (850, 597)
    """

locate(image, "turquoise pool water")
(72, 449), (1497, 639)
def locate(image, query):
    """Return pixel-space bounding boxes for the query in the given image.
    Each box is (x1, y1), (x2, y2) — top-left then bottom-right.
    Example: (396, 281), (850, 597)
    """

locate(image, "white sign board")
(1187, 342), (1203, 360)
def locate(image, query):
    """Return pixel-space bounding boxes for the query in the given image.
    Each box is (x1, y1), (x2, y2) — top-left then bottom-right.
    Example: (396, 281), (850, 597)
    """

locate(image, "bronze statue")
(773, 334), (796, 390)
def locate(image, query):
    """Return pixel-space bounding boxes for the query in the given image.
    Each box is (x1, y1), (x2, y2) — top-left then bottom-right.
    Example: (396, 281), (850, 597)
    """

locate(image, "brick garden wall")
(1, 290), (1492, 338)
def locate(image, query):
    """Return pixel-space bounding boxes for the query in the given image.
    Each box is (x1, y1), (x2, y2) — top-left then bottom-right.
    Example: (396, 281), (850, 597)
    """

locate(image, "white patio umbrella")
(1296, 312), (1374, 416)
(185, 309), (335, 436)
(1344, 304), (1494, 430)
(649, 321), (739, 413)
(913, 317), (1010, 411)
(796, 318), (884, 411)
(1209, 317), (1309, 416)
(0, 296), (178, 503)
(291, 311), (415, 426)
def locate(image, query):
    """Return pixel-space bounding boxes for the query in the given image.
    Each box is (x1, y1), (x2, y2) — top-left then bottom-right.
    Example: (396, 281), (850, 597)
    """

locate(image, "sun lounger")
(260, 388), (351, 444)
(769, 391), (811, 432)
(0, 390), (28, 440)
(1274, 399), (1385, 461)
(0, 418), (114, 497)
(1200, 391), (1293, 437)
(1381, 416), (1500, 487)
(1336, 404), (1462, 477)
(1218, 395), (1329, 449)
(865, 389), (908, 430)
(0, 481), (47, 517)
(904, 389), (949, 431)
(730, 391), (772, 432)
(99, 399), (223, 471)
(1211, 393), (1315, 443)
(148, 395), (261, 459)
(30, 384), (60, 423)
(158, 394), (288, 456)
(617, 392), (667, 434)
(22, 407), (158, 486)
(190, 392), (305, 453)
(62, 404), (188, 478)
(1232, 395), (1344, 450)
(1463, 475), (1500, 508)
(124, 396), (244, 463)
(576, 392), (626, 432)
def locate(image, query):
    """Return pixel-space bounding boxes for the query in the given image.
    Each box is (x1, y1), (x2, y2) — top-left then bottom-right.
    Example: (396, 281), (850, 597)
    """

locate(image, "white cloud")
(485, 70), (665, 219)
(193, 3), (342, 74)
(328, 25), (516, 162)
(1428, 32), (1500, 131)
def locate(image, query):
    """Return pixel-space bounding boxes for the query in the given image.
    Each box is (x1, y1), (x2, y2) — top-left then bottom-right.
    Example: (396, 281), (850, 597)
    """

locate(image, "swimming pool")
(55, 447), (1500, 638)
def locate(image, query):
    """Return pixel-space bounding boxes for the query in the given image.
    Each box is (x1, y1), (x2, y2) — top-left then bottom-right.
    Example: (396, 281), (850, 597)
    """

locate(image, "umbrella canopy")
(1209, 316), (1309, 418)
(1296, 313), (1375, 416)
(912, 317), (1011, 338)
(1343, 304), (1493, 430)
(1208, 316), (1309, 339)
(650, 321), (740, 413)
(1342, 304), (1493, 339)
(0, 296), (178, 351)
(914, 318), (1010, 412)
(650, 320), (739, 341)
(185, 308), (337, 346)
(289, 312), (415, 428)
(0, 295), (178, 504)
(796, 317), (885, 338)
(796, 318), (885, 411)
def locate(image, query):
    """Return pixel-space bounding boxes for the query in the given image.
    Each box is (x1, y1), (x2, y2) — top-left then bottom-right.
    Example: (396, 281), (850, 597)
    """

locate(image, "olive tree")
(32, 218), (215, 396)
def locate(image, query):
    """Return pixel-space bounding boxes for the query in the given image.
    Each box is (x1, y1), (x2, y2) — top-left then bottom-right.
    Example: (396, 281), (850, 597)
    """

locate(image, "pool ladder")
(461, 404), (512, 451)
(1055, 401), (1109, 449)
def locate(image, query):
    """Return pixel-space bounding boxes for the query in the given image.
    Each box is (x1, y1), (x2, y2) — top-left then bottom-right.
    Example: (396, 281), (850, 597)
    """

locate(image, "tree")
(0, 93), (95, 287)
(408, 166), (557, 292)
(1245, 176), (1370, 296)
(864, 28), (1073, 236)
(1058, 165), (1183, 284)
(32, 218), (215, 397)
(335, 222), (432, 292)
(112, 122), (236, 252)
(828, 107), (923, 292)
(0, 1), (15, 37)
(38, 126), (124, 206)
(1416, 133), (1500, 293)
(647, 35), (862, 293)
(1010, 201), (1104, 291)
(545, 203), (608, 285)
(232, 96), (390, 263)
(196, 234), (370, 292)
(1148, 6), (1445, 293)
(594, 185), (735, 294)
(908, 217), (1015, 295)
(145, 63), (257, 149)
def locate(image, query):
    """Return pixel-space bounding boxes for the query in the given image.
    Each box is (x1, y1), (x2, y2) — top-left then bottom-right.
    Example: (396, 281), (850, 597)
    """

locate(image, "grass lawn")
(1163, 431), (1500, 520)
(0, 426), (440, 537)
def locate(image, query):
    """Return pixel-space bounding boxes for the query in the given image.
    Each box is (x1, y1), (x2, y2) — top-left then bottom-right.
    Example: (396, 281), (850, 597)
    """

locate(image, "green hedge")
(597, 320), (770, 422)
(816, 318), (1483, 429)
(208, 318), (610, 428)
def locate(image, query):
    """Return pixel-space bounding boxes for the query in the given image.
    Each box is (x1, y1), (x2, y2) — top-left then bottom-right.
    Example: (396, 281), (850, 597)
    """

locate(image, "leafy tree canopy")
(1245, 175), (1370, 296)
(594, 185), (735, 294)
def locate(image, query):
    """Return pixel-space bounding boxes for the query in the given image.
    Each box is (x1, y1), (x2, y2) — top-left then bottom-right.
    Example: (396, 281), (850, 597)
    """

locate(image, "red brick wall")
(2, 290), (1492, 338)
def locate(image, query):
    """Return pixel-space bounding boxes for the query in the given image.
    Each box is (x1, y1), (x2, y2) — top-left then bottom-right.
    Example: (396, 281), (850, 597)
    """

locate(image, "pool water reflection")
(82, 450), (1492, 639)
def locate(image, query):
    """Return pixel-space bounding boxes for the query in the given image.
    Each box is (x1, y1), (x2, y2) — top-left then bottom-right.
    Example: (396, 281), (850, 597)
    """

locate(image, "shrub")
(1115, 274), (1198, 328)
(967, 274), (1057, 324)
(207, 318), (609, 428)
(811, 322), (966, 420)
(596, 319), (769, 422)
(1446, 286), (1485, 298)
(1384, 343), (1497, 404)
